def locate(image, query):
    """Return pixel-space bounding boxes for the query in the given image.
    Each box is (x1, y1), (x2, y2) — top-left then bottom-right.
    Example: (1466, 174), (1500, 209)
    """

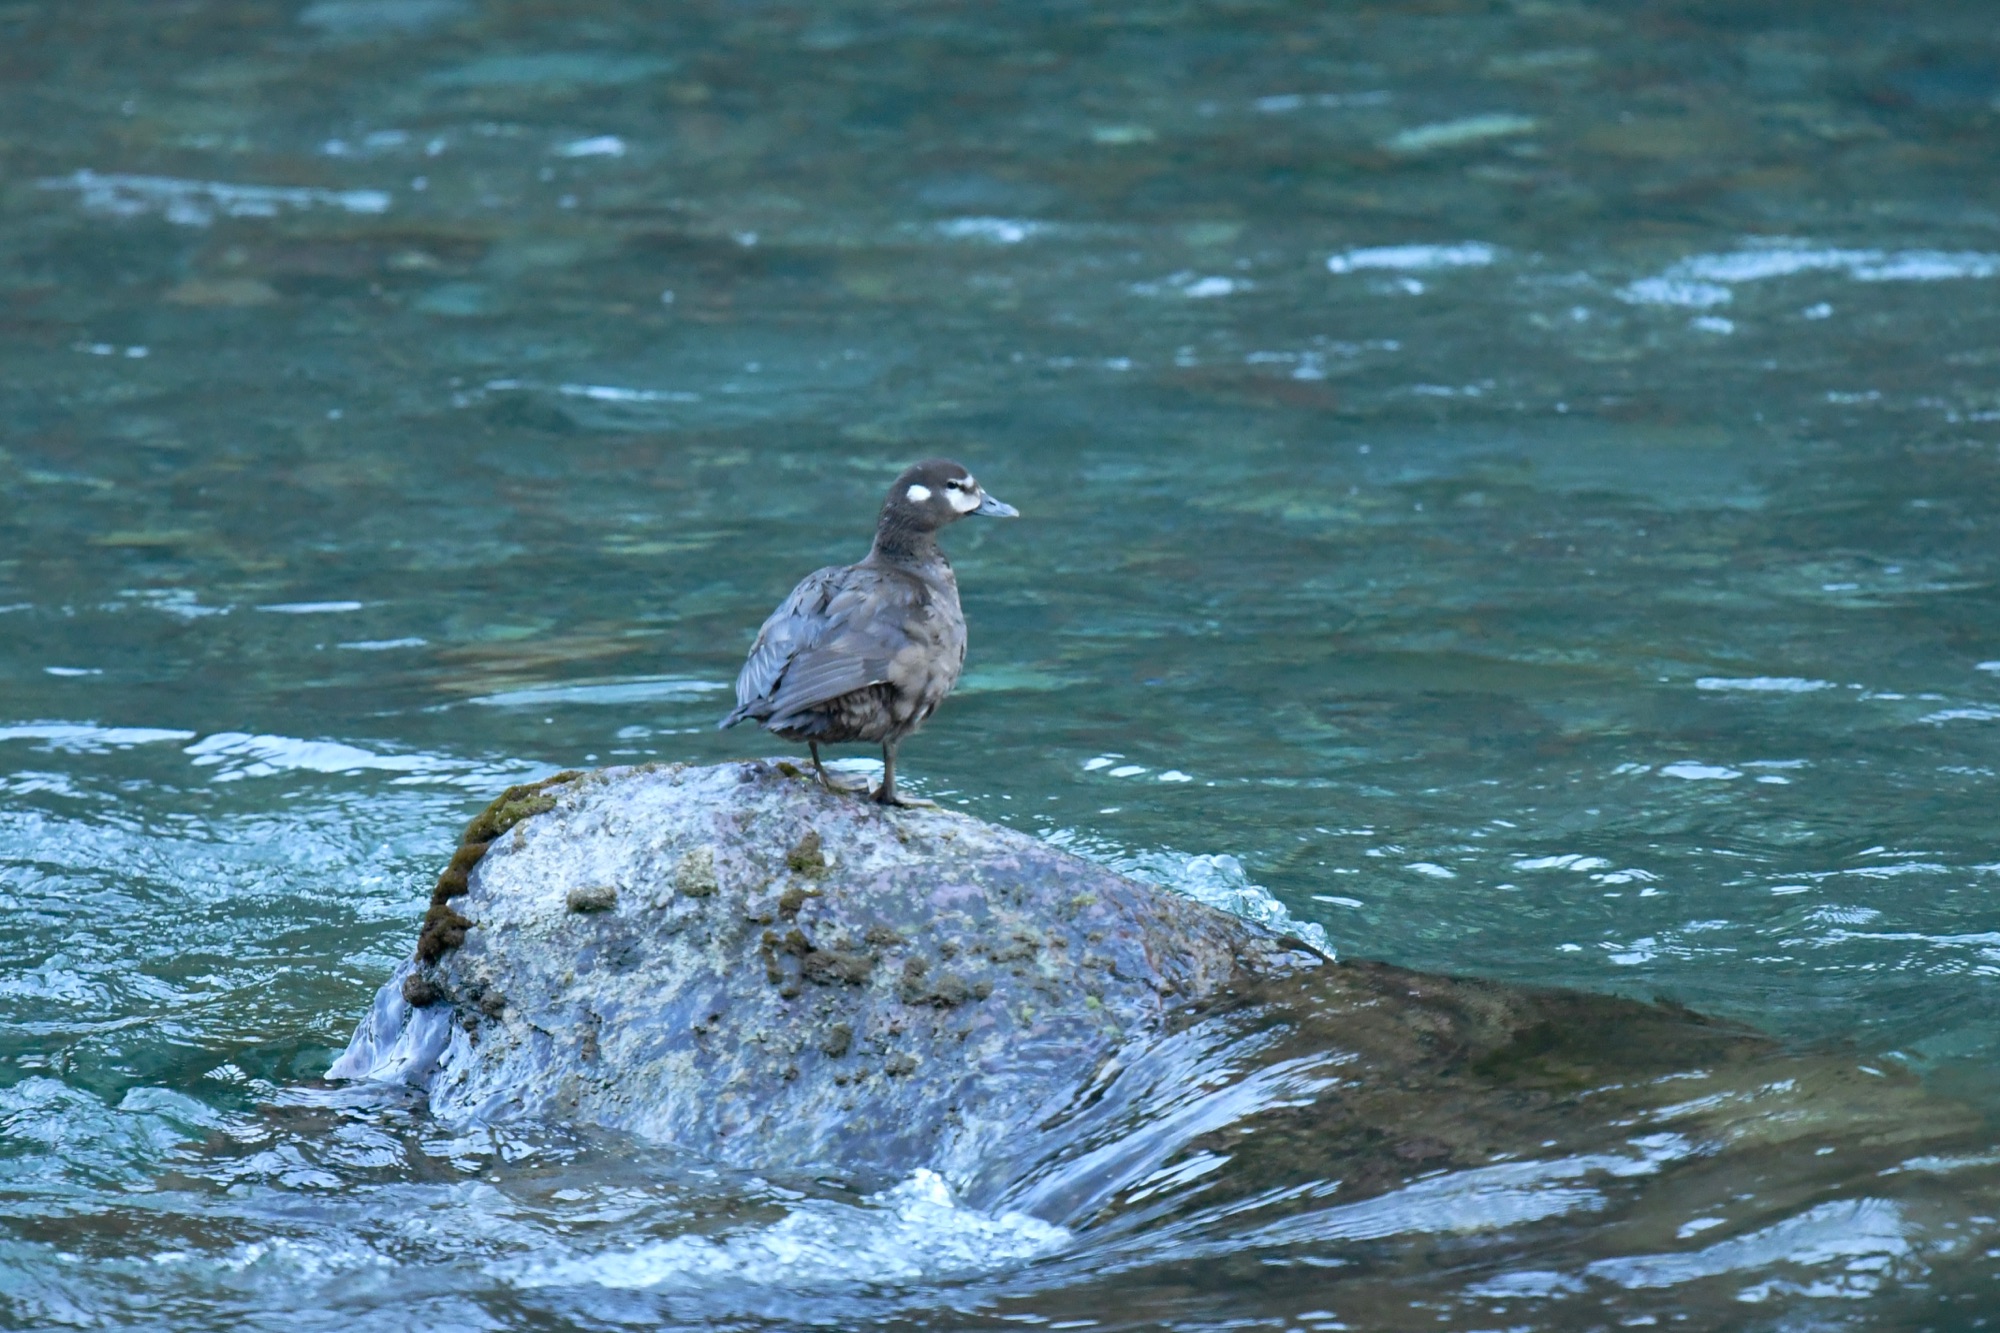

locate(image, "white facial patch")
(906, 484), (932, 503)
(946, 481), (980, 513)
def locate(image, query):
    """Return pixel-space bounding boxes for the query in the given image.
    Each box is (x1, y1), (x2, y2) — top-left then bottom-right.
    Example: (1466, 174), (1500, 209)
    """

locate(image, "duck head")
(874, 458), (1018, 553)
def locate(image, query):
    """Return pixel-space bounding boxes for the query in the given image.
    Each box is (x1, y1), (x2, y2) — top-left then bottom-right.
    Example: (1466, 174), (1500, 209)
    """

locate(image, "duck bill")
(973, 493), (1019, 517)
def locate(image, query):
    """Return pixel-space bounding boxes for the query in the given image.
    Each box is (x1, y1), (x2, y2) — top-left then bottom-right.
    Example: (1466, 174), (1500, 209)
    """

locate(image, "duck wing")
(724, 565), (842, 723)
(759, 568), (927, 726)
(723, 565), (922, 727)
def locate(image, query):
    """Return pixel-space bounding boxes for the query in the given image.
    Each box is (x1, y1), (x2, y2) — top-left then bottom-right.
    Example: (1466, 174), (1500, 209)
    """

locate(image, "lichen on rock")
(673, 845), (718, 897)
(565, 884), (618, 913)
(331, 759), (1992, 1236)
(333, 759), (1317, 1190)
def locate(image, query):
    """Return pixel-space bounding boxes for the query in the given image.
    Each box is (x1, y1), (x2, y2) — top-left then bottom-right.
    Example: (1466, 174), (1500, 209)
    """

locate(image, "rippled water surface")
(4, 0), (2000, 1327)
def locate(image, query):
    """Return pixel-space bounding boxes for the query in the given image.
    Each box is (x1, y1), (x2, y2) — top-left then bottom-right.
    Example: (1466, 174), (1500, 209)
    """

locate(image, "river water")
(3, 0), (1999, 1327)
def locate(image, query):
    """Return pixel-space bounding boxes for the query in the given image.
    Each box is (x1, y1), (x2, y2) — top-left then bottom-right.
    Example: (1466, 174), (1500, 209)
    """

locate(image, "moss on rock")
(417, 770), (582, 963)
(785, 828), (828, 876)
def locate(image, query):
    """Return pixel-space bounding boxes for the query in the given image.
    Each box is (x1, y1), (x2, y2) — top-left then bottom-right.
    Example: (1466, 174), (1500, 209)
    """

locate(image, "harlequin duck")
(719, 459), (1018, 806)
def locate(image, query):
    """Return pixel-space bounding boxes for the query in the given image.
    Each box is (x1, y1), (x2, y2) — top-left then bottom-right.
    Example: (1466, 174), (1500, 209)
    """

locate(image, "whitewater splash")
(508, 1170), (1070, 1294)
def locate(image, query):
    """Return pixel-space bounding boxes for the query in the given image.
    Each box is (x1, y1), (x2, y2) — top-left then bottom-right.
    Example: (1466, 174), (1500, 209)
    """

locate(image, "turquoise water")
(4, 0), (2000, 1326)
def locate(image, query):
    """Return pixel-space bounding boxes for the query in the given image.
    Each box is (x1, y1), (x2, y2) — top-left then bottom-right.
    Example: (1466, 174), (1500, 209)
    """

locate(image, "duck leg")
(871, 739), (935, 808)
(810, 741), (866, 794)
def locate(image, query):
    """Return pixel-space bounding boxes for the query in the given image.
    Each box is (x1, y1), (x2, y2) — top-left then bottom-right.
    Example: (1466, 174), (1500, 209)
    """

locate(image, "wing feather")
(762, 573), (923, 721)
(728, 566), (841, 718)
(724, 565), (926, 728)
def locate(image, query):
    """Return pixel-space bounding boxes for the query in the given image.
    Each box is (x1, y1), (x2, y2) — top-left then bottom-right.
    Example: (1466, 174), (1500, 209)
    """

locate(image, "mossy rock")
(332, 760), (1993, 1243)
(335, 760), (1314, 1194)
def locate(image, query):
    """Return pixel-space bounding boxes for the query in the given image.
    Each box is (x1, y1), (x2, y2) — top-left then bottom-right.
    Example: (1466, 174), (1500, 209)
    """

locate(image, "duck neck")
(869, 512), (942, 567)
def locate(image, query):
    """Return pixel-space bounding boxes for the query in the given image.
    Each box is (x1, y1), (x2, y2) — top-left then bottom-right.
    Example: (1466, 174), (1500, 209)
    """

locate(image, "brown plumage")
(719, 459), (1018, 805)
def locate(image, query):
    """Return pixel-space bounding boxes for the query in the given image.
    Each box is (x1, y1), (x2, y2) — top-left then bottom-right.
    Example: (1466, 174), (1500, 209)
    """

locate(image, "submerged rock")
(331, 760), (1321, 1196)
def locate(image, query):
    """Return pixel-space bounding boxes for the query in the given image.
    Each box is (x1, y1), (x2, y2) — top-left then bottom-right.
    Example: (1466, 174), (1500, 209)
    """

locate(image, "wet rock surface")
(331, 760), (1320, 1196)
(333, 760), (1997, 1287)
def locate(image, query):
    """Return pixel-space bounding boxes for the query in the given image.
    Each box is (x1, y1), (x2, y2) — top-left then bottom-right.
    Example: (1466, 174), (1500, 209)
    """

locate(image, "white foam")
(41, 169), (390, 227)
(256, 601), (364, 614)
(1253, 90), (1391, 112)
(1675, 247), (1871, 283)
(206, 1234), (395, 1280)
(555, 382), (699, 404)
(507, 1169), (1068, 1292)
(1465, 1269), (1587, 1299)
(1605, 937), (1658, 965)
(1850, 250), (2000, 282)
(1179, 276), (1241, 298)
(1626, 244), (2000, 304)
(1002, 1028), (1345, 1225)
(469, 676), (726, 708)
(1617, 278), (1733, 308)
(1242, 1136), (1692, 1247)
(1124, 1151), (1229, 1203)
(182, 732), (515, 786)
(1383, 114), (1537, 153)
(1921, 707), (2000, 724)
(1133, 272), (1251, 297)
(1695, 676), (1834, 693)
(0, 722), (197, 753)
(934, 217), (1048, 244)
(1659, 762), (1742, 781)
(1121, 851), (1335, 958)
(1327, 242), (1497, 274)
(1888, 1151), (2000, 1174)
(557, 135), (626, 158)
(1515, 854), (1612, 872)
(121, 589), (229, 620)
(823, 756), (883, 780)
(1585, 1198), (1910, 1291)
